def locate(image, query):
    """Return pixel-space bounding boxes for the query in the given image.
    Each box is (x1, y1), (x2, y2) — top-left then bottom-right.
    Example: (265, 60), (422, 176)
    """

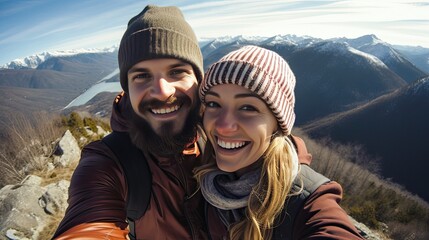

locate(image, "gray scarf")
(201, 169), (260, 228)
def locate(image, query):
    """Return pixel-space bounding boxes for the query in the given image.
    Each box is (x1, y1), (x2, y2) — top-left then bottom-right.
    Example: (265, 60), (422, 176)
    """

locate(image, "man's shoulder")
(79, 139), (123, 170)
(82, 139), (113, 156)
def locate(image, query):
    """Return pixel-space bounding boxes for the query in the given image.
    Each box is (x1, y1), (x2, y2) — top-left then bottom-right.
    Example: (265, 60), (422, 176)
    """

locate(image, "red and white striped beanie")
(200, 45), (296, 135)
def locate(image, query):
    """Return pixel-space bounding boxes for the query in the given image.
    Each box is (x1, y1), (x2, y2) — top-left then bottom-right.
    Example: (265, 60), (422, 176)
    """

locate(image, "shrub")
(83, 117), (98, 133)
(294, 128), (429, 238)
(349, 202), (380, 229)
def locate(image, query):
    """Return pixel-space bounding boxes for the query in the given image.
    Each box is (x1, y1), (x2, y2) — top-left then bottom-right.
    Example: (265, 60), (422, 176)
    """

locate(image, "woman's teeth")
(217, 139), (246, 149)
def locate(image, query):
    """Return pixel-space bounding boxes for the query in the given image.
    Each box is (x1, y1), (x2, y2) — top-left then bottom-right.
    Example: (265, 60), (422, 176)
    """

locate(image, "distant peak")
(2, 46), (118, 70)
(351, 34), (384, 46)
(359, 34), (381, 41)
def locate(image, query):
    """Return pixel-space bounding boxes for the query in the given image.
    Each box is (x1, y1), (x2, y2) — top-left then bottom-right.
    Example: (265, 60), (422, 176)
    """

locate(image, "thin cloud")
(47, 25), (124, 51)
(0, 17), (79, 44)
(188, 0), (429, 45)
(1, 0), (428, 65)
(0, 0), (43, 17)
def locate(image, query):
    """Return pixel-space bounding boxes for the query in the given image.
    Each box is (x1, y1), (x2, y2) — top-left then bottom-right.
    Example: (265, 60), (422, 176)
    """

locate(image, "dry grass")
(32, 140), (80, 239)
(294, 128), (429, 239)
(0, 111), (64, 187)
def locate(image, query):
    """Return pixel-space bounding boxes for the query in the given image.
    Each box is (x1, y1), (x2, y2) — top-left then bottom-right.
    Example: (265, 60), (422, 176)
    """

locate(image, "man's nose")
(149, 77), (175, 101)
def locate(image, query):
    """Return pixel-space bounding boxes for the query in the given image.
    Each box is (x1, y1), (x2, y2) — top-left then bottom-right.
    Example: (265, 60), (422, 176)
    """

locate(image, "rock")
(97, 125), (109, 137)
(350, 216), (390, 240)
(21, 175), (42, 186)
(0, 175), (70, 239)
(39, 180), (70, 215)
(6, 228), (31, 240)
(0, 178), (46, 239)
(53, 130), (80, 167)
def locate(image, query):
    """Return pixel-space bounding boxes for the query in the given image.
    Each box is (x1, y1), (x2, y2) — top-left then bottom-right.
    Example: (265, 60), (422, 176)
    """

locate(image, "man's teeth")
(151, 105), (179, 114)
(217, 139), (246, 149)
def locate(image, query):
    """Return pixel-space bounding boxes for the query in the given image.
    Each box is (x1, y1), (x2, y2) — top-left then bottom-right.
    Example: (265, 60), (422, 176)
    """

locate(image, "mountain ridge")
(1, 46), (117, 70)
(1, 33), (429, 205)
(301, 76), (429, 201)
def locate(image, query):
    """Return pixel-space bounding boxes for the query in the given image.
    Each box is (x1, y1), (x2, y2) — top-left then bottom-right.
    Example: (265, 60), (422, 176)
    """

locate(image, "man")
(53, 5), (206, 239)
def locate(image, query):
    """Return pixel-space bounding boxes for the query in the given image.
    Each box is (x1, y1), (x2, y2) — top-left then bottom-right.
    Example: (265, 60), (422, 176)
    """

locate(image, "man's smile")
(150, 104), (181, 115)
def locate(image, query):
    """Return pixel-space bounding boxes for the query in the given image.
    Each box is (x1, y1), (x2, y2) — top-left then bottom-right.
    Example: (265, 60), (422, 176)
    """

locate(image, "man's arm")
(53, 140), (128, 238)
(54, 222), (129, 239)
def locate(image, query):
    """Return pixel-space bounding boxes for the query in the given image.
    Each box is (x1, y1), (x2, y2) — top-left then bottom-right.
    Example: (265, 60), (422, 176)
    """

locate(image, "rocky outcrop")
(351, 217), (390, 240)
(0, 175), (69, 239)
(0, 130), (78, 240)
(53, 130), (80, 167)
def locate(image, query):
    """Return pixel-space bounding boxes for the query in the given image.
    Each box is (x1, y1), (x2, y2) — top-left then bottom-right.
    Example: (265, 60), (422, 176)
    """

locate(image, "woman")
(195, 45), (363, 239)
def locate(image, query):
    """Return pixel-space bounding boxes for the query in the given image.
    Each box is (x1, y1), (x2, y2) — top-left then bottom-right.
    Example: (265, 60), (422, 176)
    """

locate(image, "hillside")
(0, 86), (76, 134)
(1, 34), (428, 204)
(283, 41), (407, 124)
(302, 77), (429, 201)
(338, 34), (427, 83)
(0, 51), (118, 134)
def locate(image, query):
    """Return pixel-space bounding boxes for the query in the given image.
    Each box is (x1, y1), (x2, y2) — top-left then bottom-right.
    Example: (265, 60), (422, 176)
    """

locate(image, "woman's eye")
(241, 105), (258, 111)
(206, 101), (220, 108)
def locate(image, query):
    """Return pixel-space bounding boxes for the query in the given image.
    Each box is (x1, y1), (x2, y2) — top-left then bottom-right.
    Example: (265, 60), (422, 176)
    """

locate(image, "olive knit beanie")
(118, 5), (203, 92)
(200, 45), (296, 135)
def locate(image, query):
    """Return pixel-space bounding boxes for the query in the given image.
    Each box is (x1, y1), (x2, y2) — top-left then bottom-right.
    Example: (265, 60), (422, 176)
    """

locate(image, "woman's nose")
(215, 110), (238, 134)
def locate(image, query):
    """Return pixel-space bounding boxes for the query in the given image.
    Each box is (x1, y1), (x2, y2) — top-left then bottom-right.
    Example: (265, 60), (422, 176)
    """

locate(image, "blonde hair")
(194, 135), (298, 240)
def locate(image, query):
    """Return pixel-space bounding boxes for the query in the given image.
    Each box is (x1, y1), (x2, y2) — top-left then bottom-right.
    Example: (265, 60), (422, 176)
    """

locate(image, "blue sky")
(1, 0), (428, 66)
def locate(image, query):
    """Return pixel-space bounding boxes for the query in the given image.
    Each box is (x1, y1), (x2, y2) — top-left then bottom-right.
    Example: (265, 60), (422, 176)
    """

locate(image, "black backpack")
(272, 164), (330, 239)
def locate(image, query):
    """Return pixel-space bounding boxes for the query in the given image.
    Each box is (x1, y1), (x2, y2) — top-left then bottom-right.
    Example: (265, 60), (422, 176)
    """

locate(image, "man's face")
(127, 58), (199, 136)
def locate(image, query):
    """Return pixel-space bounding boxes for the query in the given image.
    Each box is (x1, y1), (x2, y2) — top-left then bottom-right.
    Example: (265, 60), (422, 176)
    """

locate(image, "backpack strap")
(102, 131), (152, 240)
(273, 164), (330, 239)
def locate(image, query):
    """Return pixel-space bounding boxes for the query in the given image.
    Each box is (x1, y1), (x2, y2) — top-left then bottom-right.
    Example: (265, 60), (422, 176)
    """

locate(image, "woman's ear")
(271, 129), (280, 140)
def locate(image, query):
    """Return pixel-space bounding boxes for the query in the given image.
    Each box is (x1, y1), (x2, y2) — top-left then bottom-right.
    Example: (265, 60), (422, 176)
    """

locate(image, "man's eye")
(170, 69), (186, 77)
(131, 73), (152, 83)
(134, 73), (151, 79)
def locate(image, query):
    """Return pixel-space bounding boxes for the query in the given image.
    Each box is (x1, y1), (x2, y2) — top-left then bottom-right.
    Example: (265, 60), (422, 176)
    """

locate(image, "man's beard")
(128, 101), (201, 158)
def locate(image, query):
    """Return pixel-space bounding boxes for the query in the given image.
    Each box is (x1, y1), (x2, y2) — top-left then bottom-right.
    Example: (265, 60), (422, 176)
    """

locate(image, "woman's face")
(203, 84), (278, 172)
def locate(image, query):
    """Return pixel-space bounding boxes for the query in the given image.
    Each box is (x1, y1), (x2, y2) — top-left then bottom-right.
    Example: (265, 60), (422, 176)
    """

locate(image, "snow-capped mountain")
(334, 35), (427, 82)
(2, 33), (429, 203)
(283, 40), (407, 124)
(2, 46), (117, 70)
(200, 35), (267, 57)
(262, 34), (320, 47)
(393, 45), (429, 74)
